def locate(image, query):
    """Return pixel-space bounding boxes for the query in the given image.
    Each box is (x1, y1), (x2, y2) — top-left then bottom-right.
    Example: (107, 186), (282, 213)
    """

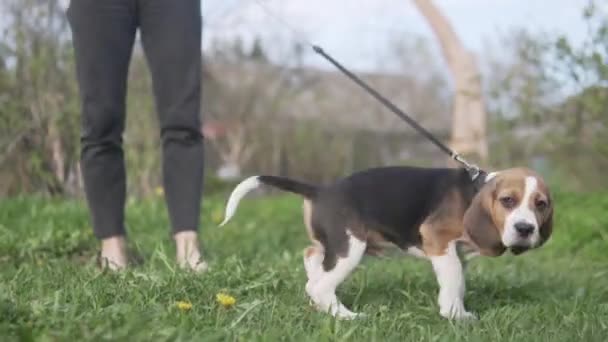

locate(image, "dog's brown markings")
(461, 170), (529, 257)
(421, 169), (535, 257)
(302, 199), (324, 260)
(304, 245), (317, 258)
(363, 230), (392, 256)
(487, 168), (551, 237)
(302, 199), (315, 241)
(298, 168), (554, 265)
(420, 189), (468, 256)
(462, 179), (506, 257)
(461, 168), (556, 257)
(488, 170), (531, 247)
(518, 171), (554, 246)
(536, 177), (553, 245)
(493, 168), (527, 213)
(523, 173), (553, 241)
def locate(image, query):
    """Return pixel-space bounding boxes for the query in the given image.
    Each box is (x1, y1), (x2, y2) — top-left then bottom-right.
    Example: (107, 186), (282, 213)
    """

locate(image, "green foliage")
(0, 0), (452, 198)
(487, 0), (608, 191)
(1, 0), (606, 198)
(0, 0), (80, 196)
(0, 193), (607, 340)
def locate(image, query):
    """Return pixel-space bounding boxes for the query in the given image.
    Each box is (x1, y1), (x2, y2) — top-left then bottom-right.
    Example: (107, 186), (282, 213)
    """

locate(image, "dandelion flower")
(176, 300), (192, 311)
(216, 293), (236, 308)
(155, 186), (164, 196)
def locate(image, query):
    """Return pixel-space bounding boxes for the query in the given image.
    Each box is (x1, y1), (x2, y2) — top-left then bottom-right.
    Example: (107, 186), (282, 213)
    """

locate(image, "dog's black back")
(314, 166), (477, 249)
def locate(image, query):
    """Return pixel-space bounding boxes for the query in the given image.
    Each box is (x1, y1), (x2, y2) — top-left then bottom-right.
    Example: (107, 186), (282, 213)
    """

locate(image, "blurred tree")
(412, 0), (488, 165)
(202, 37), (321, 180)
(249, 37), (268, 62)
(485, 0), (608, 190)
(0, 0), (80, 196)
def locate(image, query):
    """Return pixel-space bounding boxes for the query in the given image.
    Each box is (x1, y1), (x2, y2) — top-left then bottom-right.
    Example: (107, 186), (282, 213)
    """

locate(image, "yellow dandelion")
(155, 186), (164, 196)
(216, 293), (236, 308)
(176, 300), (192, 311)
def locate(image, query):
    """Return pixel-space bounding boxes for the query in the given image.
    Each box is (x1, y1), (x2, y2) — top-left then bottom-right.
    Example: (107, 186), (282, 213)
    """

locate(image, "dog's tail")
(219, 175), (318, 227)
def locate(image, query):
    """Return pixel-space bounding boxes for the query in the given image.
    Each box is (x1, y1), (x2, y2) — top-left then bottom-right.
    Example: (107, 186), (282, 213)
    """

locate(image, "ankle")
(174, 231), (208, 272)
(100, 235), (128, 270)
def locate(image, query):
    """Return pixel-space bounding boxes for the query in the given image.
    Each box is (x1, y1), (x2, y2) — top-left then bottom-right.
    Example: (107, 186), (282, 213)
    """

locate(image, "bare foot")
(174, 231), (208, 273)
(99, 236), (128, 271)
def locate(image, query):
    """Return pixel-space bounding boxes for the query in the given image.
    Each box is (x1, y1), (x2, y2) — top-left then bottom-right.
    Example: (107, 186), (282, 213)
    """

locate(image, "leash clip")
(452, 154), (481, 181)
(467, 165), (481, 181)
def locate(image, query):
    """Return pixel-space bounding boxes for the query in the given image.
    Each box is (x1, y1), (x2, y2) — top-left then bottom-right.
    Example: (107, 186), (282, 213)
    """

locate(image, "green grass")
(1, 190), (608, 341)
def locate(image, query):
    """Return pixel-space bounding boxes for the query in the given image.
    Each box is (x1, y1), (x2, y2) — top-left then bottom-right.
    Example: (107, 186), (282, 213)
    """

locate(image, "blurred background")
(0, 0), (606, 199)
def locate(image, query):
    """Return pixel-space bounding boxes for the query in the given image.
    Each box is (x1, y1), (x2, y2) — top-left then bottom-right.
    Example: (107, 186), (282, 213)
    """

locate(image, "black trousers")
(67, 0), (204, 239)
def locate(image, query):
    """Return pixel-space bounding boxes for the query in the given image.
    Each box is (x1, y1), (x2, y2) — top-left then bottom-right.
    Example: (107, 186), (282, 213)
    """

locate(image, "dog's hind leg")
(304, 245), (323, 282)
(304, 244), (324, 309)
(306, 230), (366, 320)
(302, 199), (323, 283)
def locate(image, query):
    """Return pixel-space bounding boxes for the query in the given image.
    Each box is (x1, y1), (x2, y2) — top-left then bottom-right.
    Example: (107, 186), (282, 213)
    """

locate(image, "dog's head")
(463, 168), (553, 256)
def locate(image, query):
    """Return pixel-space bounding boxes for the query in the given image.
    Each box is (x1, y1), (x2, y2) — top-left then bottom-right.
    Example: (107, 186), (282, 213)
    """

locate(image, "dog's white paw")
(324, 300), (364, 320)
(333, 307), (365, 320)
(307, 299), (364, 320)
(440, 305), (478, 321)
(306, 286), (364, 320)
(438, 292), (478, 321)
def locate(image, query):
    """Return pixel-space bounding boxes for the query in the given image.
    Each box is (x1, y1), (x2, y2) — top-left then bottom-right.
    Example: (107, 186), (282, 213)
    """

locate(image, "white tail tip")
(219, 176), (261, 227)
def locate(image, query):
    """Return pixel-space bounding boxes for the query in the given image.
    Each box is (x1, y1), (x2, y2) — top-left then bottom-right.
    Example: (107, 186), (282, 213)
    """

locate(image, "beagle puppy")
(219, 166), (554, 320)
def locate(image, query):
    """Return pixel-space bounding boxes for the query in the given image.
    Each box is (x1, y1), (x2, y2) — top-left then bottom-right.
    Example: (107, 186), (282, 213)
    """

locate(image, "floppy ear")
(463, 181), (506, 256)
(538, 199), (554, 247)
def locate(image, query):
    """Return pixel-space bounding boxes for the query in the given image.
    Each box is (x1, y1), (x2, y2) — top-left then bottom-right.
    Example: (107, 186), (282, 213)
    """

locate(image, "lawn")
(1, 189), (607, 341)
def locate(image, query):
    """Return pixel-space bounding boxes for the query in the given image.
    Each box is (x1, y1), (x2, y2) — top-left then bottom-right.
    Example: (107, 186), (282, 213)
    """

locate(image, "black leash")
(311, 46), (485, 183)
(251, 0), (486, 183)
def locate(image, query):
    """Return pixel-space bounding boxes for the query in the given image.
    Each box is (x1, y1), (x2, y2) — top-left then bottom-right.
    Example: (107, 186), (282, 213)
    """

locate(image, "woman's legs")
(139, 0), (206, 271)
(67, 0), (138, 270)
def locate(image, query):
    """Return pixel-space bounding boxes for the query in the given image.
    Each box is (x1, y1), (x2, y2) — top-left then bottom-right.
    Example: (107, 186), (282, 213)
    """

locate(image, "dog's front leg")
(429, 242), (477, 320)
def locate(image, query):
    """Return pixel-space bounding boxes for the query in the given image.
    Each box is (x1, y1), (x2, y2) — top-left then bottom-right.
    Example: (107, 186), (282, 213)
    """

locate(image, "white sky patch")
(1, 0), (592, 74)
(202, 0), (591, 73)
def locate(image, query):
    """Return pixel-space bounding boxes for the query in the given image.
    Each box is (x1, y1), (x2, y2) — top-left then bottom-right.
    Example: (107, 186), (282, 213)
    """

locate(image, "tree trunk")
(411, 0), (488, 165)
(48, 119), (65, 184)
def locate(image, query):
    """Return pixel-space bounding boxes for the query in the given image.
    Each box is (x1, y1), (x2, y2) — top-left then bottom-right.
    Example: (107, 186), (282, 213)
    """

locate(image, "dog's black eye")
(499, 196), (516, 209)
(536, 199), (548, 211)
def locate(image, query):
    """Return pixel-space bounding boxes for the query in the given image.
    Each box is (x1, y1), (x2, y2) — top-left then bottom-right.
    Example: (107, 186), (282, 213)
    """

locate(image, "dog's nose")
(514, 222), (535, 237)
